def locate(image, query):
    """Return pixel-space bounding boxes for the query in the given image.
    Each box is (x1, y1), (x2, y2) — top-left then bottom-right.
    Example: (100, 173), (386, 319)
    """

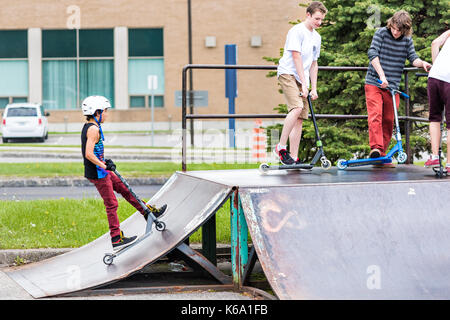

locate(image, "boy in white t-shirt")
(274, 1), (327, 165)
(424, 30), (450, 170)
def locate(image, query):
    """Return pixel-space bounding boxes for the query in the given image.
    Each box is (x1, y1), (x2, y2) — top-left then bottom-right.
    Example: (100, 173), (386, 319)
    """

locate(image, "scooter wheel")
(397, 152), (407, 164)
(155, 221), (166, 232)
(103, 254), (114, 265)
(337, 159), (348, 170)
(259, 163), (270, 173)
(321, 159), (332, 170)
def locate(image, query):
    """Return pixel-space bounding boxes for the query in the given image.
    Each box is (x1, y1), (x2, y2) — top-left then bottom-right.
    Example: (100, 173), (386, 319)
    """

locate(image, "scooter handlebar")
(376, 79), (409, 100)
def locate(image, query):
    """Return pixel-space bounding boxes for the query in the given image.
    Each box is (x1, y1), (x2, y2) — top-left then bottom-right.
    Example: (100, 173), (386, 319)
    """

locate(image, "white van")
(1, 103), (50, 143)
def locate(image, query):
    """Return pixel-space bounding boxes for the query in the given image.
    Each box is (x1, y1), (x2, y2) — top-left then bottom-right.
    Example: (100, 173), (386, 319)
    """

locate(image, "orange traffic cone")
(251, 119), (267, 162)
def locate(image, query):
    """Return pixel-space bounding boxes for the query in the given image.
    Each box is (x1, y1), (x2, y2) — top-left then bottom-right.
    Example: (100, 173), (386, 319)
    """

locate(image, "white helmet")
(81, 96), (111, 116)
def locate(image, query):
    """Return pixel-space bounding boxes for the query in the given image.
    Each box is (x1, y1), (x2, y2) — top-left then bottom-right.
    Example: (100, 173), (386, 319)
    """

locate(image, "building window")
(130, 95), (164, 108)
(42, 29), (114, 110)
(128, 28), (164, 108)
(0, 31), (28, 106)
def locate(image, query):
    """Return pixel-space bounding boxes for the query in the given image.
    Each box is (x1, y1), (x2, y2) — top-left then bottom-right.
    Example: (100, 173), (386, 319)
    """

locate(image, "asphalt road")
(0, 184), (163, 201)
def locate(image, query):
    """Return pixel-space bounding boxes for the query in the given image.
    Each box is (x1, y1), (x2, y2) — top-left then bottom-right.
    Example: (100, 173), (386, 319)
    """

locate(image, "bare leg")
(429, 122), (441, 156)
(289, 118), (303, 160)
(279, 108), (303, 147)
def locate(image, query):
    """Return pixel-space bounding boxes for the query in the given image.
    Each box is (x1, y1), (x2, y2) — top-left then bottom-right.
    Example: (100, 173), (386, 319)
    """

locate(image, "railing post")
(182, 65), (188, 172)
(404, 70), (412, 164)
(230, 188), (248, 290)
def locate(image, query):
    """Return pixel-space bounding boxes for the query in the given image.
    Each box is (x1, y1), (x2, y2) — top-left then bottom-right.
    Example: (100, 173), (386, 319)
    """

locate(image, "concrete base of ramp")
(183, 166), (450, 299)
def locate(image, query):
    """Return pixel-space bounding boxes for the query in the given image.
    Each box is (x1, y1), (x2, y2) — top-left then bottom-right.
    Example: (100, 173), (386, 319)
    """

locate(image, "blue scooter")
(337, 80), (409, 170)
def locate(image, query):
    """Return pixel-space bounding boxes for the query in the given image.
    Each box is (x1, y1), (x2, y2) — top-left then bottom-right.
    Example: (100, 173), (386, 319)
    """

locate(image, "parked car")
(1, 103), (50, 143)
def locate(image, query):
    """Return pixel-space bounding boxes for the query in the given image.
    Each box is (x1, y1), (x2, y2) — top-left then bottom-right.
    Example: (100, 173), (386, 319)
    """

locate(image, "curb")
(0, 244), (231, 267)
(0, 176), (169, 187)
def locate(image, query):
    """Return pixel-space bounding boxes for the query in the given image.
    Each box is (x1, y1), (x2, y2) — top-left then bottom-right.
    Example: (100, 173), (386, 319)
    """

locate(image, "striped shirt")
(365, 27), (419, 90)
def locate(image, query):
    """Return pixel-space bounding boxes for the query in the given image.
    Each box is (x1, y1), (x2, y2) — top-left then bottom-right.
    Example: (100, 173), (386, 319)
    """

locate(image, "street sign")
(175, 90), (208, 107)
(148, 75), (158, 91)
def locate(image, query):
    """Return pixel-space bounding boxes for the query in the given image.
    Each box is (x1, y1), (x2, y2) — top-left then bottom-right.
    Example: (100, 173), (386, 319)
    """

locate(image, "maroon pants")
(89, 172), (145, 239)
(365, 84), (400, 155)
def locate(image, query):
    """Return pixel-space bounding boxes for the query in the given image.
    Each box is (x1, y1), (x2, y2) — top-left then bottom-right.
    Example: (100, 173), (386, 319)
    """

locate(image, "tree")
(264, 0), (449, 163)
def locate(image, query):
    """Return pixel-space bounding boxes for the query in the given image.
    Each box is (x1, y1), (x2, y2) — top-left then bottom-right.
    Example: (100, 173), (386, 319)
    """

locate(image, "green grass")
(0, 198), (231, 249)
(0, 162), (260, 178)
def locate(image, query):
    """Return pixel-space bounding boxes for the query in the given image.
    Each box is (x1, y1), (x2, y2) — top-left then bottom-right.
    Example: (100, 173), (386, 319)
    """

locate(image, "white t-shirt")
(429, 38), (450, 83)
(277, 22), (321, 87)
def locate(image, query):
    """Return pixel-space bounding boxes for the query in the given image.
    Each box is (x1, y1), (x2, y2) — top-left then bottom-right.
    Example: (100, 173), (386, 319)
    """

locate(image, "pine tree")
(265, 0), (449, 163)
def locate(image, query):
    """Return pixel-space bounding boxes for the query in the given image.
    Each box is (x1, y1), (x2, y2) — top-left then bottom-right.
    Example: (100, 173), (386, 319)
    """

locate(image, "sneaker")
(144, 204), (167, 221)
(368, 148), (381, 159)
(295, 158), (304, 165)
(273, 144), (295, 165)
(112, 231), (138, 252)
(424, 156), (440, 168)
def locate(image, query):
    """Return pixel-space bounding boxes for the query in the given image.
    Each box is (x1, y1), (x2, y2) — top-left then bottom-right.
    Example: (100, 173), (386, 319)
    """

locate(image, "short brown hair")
(387, 10), (413, 37)
(306, 1), (327, 15)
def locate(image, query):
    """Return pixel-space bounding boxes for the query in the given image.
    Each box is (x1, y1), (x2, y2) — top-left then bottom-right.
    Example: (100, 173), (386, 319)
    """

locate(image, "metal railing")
(181, 64), (425, 171)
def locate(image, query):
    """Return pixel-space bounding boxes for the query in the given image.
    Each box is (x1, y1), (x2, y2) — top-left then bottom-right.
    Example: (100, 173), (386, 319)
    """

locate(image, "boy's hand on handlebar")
(301, 86), (309, 99)
(379, 76), (388, 89)
(105, 158), (116, 171)
(310, 89), (318, 100)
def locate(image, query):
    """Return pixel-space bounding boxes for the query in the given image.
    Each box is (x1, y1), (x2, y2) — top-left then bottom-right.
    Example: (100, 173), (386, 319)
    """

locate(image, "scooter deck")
(103, 231), (152, 265)
(260, 163), (314, 172)
(103, 205), (168, 265)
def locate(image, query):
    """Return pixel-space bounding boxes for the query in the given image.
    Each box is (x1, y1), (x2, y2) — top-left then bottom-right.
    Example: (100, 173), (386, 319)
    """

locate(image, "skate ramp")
(182, 166), (450, 299)
(5, 173), (232, 298)
(239, 180), (450, 299)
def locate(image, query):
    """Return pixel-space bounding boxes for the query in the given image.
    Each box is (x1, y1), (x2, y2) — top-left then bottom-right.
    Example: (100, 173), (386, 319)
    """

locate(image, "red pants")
(89, 172), (145, 239)
(365, 84), (400, 155)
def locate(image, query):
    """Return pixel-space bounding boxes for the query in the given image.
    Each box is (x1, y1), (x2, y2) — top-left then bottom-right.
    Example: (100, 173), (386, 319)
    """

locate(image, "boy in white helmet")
(81, 96), (166, 251)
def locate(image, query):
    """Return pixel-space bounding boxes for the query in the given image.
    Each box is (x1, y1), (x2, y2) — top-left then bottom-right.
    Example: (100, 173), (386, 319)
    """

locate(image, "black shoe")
(273, 146), (295, 165)
(112, 231), (137, 252)
(144, 204), (167, 221)
(295, 158), (304, 165)
(369, 148), (381, 159)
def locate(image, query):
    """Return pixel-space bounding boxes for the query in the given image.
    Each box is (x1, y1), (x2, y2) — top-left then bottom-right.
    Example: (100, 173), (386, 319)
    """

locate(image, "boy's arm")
(291, 51), (309, 98)
(367, 30), (388, 88)
(85, 126), (107, 170)
(309, 60), (319, 100)
(406, 38), (431, 72)
(431, 30), (450, 63)
(370, 57), (388, 88)
(412, 58), (432, 72)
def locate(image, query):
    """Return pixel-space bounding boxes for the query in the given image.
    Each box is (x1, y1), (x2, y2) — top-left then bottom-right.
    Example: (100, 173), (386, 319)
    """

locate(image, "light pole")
(188, 0), (194, 146)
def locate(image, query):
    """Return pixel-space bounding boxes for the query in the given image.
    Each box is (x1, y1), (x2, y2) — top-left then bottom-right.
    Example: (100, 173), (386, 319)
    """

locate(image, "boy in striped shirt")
(365, 10), (431, 165)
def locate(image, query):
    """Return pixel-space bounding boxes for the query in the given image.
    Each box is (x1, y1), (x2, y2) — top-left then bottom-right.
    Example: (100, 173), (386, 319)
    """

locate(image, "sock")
(277, 143), (287, 151)
(431, 154), (439, 160)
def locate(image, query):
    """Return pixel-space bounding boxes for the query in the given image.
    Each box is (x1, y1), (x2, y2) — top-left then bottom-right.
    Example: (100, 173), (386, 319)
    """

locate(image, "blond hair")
(387, 10), (413, 37)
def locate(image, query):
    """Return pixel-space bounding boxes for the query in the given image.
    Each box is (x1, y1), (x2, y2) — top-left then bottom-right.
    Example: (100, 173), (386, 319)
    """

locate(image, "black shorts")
(428, 77), (450, 126)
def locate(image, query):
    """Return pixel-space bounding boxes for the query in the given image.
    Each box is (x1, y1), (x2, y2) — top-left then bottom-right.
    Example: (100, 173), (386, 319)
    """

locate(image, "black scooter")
(259, 94), (331, 173)
(103, 169), (166, 265)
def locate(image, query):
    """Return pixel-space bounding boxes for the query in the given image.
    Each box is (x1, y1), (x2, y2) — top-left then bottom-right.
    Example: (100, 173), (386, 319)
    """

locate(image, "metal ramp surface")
(183, 166), (450, 299)
(5, 173), (232, 298)
(6, 165), (450, 299)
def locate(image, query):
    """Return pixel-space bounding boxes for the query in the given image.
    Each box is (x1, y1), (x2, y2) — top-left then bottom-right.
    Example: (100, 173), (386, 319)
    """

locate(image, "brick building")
(0, 0), (307, 131)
